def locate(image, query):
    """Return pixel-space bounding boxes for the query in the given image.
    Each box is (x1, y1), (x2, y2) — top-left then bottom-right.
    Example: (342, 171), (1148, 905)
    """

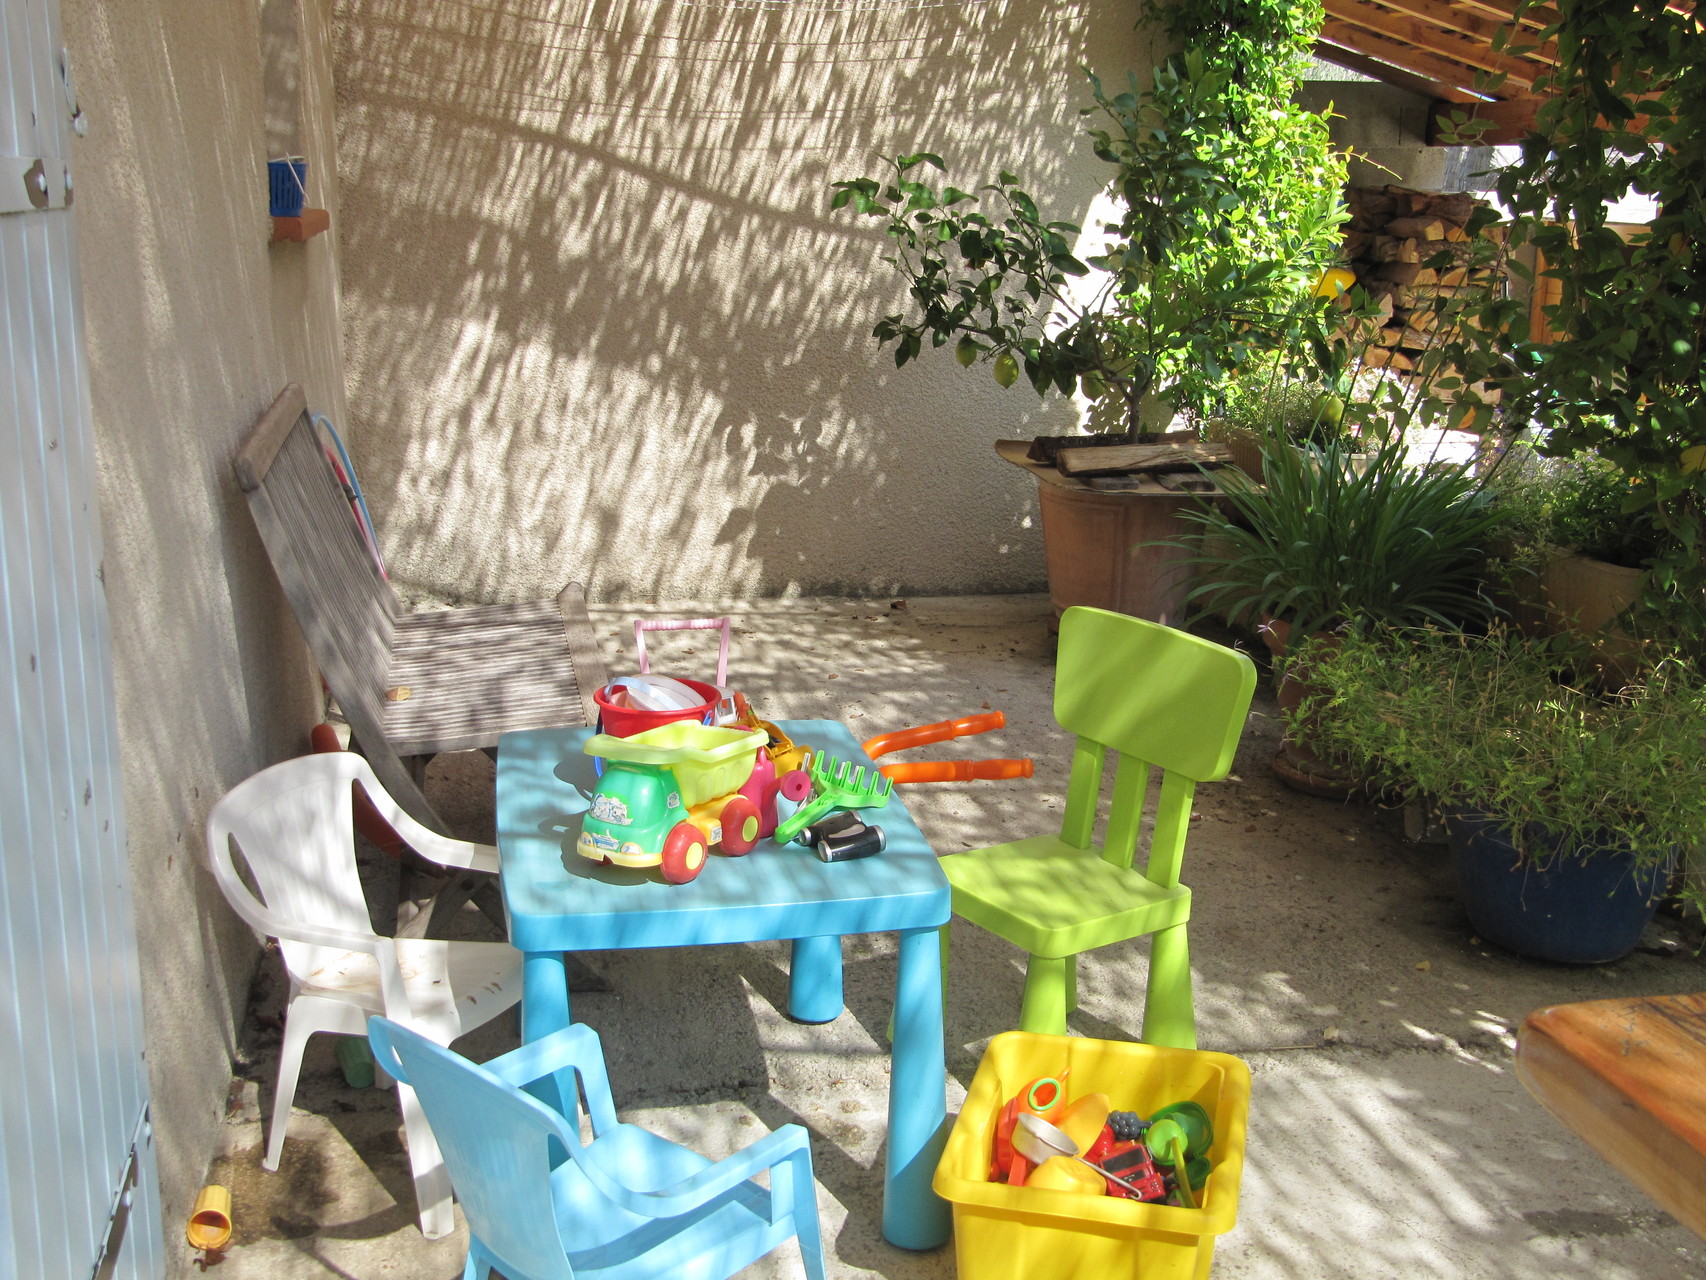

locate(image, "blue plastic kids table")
(495, 720), (953, 1251)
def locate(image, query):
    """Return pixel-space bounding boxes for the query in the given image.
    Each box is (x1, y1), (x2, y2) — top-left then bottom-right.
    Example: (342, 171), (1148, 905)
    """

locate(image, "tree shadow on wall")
(333, 0), (1149, 602)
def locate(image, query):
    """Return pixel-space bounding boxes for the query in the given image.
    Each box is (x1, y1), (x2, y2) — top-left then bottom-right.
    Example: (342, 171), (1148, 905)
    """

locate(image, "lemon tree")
(830, 2), (1345, 438)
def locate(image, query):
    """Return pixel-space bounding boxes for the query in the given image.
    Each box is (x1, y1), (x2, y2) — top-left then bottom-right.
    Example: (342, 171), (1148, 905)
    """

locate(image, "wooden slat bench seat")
(1515, 992), (1706, 1240)
(235, 383), (609, 835)
(386, 596), (608, 756)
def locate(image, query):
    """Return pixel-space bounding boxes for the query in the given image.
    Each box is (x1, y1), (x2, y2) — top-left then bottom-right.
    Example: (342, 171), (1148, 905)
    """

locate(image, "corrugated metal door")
(1, 1), (162, 1278)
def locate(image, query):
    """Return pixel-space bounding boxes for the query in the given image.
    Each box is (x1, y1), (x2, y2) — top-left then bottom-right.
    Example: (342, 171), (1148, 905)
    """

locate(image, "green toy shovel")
(1146, 1117), (1198, 1209)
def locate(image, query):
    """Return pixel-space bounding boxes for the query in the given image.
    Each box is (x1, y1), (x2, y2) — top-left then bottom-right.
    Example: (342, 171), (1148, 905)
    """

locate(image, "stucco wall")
(1299, 73), (1503, 195)
(334, 0), (1154, 603)
(62, 0), (345, 1262)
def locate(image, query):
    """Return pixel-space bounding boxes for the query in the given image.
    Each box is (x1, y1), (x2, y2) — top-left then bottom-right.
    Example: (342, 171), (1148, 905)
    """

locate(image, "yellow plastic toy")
(578, 723), (770, 883)
(935, 1031), (1251, 1280)
(185, 1183), (233, 1254)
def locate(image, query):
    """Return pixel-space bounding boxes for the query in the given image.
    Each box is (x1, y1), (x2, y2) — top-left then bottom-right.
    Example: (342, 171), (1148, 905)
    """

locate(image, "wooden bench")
(235, 384), (609, 837)
(1516, 992), (1706, 1239)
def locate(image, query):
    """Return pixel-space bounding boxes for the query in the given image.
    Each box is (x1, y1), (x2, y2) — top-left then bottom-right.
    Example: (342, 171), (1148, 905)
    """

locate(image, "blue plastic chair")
(367, 1017), (827, 1280)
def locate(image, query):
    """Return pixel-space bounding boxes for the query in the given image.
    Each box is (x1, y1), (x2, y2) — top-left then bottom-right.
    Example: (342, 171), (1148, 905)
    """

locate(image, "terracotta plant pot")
(1538, 547), (1646, 681)
(1258, 619), (1365, 799)
(1035, 481), (1202, 629)
(997, 438), (1214, 629)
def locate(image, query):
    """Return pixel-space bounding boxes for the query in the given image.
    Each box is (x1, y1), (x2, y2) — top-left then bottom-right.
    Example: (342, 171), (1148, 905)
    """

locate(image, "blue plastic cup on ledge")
(268, 157), (307, 217)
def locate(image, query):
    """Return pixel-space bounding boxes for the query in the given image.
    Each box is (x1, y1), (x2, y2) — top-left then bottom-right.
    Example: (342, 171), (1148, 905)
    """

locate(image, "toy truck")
(577, 722), (795, 883)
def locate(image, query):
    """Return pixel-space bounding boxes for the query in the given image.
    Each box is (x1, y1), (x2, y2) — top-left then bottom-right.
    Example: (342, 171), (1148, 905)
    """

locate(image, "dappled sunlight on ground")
(213, 596), (1706, 1278)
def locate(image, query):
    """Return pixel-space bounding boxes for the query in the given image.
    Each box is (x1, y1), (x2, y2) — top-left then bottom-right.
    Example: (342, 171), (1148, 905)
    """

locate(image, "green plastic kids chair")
(940, 606), (1256, 1045)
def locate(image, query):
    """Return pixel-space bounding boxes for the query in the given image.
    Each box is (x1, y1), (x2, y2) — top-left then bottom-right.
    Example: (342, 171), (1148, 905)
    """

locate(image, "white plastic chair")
(206, 751), (522, 1239)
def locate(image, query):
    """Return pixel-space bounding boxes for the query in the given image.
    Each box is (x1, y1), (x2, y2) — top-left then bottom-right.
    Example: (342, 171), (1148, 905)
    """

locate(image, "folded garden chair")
(367, 1016), (827, 1280)
(235, 383), (609, 840)
(939, 606), (1256, 1045)
(236, 384), (609, 936)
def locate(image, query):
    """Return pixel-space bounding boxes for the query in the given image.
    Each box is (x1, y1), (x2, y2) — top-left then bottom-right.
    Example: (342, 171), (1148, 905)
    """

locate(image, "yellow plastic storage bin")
(934, 1031), (1251, 1280)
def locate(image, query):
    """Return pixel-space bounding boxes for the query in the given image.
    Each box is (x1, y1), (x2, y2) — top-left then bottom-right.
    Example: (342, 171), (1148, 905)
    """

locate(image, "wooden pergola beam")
(1314, 39), (1481, 105)
(1427, 95), (1544, 145)
(1324, 0), (1697, 148)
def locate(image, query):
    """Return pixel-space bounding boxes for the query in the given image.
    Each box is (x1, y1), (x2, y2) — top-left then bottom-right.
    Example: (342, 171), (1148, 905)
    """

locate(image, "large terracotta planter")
(1491, 546), (1645, 679)
(998, 439), (1208, 628)
(1540, 547), (1645, 679)
(1540, 546), (1644, 632)
(1258, 619), (1364, 799)
(1036, 481), (1202, 627)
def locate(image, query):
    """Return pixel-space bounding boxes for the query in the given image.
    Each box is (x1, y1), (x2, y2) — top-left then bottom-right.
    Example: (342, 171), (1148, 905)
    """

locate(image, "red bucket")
(593, 677), (720, 738)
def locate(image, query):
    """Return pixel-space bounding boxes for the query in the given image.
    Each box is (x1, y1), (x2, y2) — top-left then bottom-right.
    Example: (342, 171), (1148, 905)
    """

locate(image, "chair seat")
(295, 938), (521, 1041)
(941, 834), (1190, 957)
(553, 1126), (791, 1280)
(385, 600), (596, 756)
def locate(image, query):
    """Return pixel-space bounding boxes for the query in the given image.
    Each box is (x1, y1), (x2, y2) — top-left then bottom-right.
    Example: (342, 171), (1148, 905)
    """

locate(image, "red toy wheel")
(660, 823), (709, 884)
(719, 795), (761, 855)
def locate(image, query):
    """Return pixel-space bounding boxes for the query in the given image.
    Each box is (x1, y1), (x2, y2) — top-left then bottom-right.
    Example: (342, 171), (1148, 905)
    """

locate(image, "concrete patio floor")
(203, 594), (1704, 1279)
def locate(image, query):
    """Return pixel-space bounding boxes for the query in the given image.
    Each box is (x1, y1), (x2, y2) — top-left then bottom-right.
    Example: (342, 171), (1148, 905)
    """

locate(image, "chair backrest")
(236, 385), (447, 834)
(1054, 607), (1256, 884)
(206, 752), (382, 983)
(236, 384), (398, 700)
(369, 1019), (583, 1280)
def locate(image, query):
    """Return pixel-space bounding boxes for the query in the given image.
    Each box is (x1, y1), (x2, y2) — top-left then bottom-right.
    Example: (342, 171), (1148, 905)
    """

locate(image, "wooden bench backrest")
(236, 384), (399, 734)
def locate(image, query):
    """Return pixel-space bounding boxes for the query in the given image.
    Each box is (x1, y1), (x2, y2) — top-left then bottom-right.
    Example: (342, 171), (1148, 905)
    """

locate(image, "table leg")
(521, 951), (575, 1112)
(788, 934), (844, 1023)
(883, 926), (952, 1250)
(522, 951), (574, 1042)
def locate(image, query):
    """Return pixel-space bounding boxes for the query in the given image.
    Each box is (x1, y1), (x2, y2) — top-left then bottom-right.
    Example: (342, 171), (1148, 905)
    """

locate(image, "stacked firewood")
(1339, 186), (1507, 384)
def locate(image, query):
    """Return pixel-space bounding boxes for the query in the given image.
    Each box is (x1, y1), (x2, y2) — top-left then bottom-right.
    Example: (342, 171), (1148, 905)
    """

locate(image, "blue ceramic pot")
(1446, 812), (1668, 964)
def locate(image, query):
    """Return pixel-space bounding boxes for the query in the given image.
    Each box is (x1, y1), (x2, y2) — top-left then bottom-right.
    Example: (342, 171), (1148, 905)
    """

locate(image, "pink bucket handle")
(634, 617), (731, 687)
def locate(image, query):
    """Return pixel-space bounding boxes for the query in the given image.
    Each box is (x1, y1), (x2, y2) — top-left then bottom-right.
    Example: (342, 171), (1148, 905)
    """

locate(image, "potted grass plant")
(1290, 625), (1706, 963)
(1171, 431), (1511, 793)
(1202, 373), (1358, 484)
(1483, 448), (1668, 678)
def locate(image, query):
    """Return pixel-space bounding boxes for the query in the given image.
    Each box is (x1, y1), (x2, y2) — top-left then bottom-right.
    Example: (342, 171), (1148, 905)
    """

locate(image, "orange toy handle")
(863, 711), (1006, 759)
(879, 758), (1034, 784)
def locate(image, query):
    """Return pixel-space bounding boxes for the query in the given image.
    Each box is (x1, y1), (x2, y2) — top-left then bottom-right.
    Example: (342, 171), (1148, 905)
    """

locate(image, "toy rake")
(773, 752), (893, 844)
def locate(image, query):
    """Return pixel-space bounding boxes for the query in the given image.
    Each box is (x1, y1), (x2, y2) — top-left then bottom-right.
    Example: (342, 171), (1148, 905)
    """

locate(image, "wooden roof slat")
(1315, 39), (1481, 105)
(1364, 0), (1559, 66)
(1320, 19), (1509, 100)
(1454, 0), (1560, 33)
(1323, 4), (1543, 90)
